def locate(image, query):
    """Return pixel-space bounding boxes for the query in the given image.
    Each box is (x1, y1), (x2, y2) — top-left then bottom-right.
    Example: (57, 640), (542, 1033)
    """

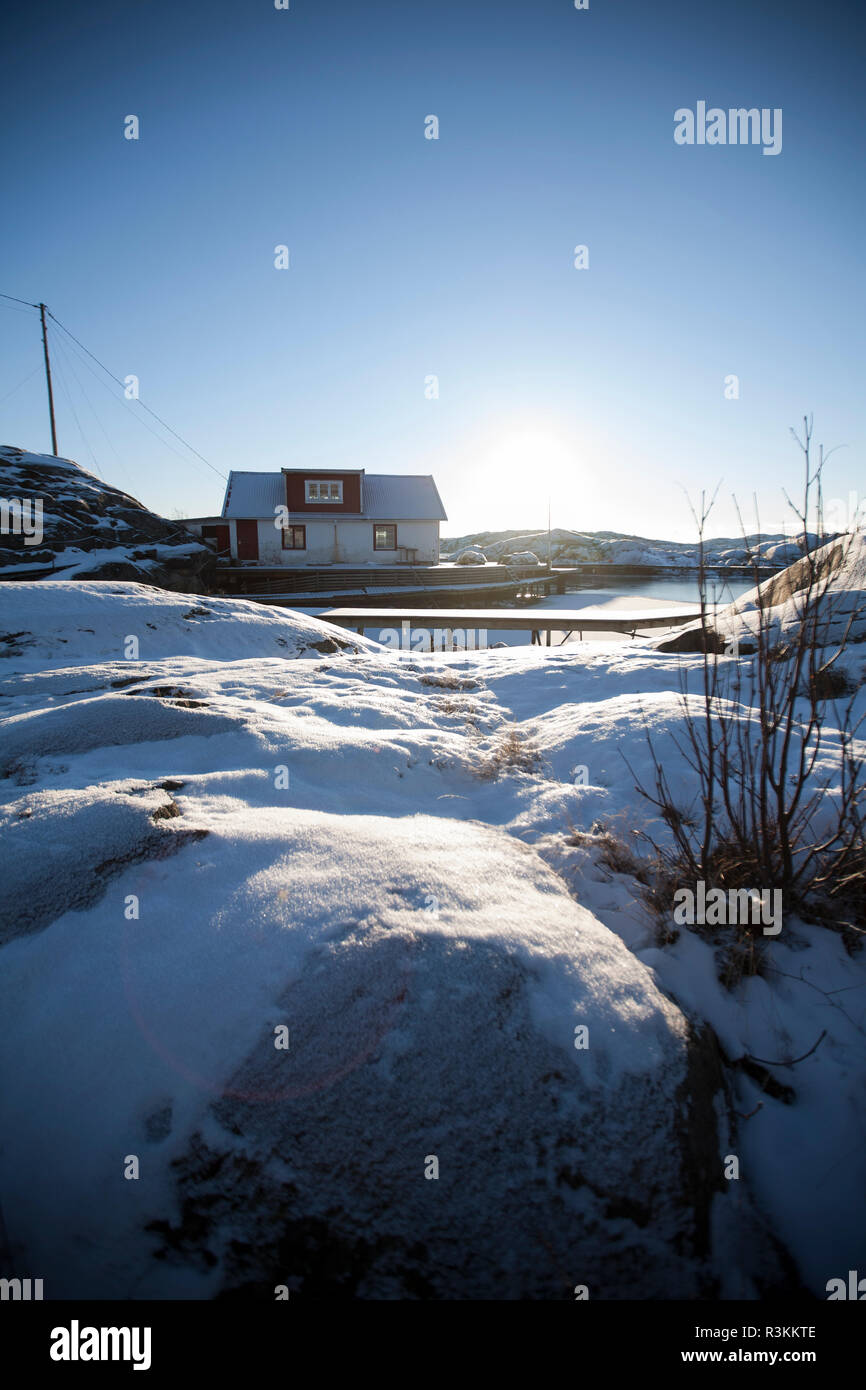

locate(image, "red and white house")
(189, 468), (447, 566)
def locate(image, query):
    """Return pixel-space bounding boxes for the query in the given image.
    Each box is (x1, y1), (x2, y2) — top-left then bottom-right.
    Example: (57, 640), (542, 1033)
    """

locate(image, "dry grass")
(418, 674), (479, 691)
(566, 821), (647, 878)
(474, 724), (542, 781)
(808, 665), (857, 701)
(564, 820), (777, 982)
(718, 933), (767, 990)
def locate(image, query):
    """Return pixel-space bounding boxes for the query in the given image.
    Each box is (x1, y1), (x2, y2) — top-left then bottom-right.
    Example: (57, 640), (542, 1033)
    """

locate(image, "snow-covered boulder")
(442, 528), (825, 572)
(0, 785), (750, 1298)
(757, 540), (806, 567)
(0, 580), (377, 671)
(452, 546), (487, 566)
(658, 530), (866, 654)
(0, 445), (209, 589)
(0, 582), (789, 1299)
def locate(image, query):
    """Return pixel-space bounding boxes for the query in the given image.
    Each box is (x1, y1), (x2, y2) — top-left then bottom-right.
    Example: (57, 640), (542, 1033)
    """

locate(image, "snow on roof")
(221, 472), (285, 518)
(362, 474), (447, 521)
(221, 471), (447, 521)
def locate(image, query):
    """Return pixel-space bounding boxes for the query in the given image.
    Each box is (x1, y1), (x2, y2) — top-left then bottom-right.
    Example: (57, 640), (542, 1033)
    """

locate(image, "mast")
(38, 302), (58, 456)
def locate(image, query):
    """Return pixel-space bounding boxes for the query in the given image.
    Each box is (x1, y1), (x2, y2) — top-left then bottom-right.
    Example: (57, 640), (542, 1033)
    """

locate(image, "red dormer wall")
(283, 470), (363, 514)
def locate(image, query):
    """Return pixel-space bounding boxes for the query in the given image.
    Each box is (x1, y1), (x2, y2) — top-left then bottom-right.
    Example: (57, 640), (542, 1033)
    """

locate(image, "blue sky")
(1, 0), (863, 539)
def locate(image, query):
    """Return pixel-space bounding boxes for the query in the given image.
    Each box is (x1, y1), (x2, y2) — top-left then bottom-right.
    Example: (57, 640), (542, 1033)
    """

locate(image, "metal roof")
(362, 475), (447, 521)
(221, 471), (447, 521)
(221, 473), (284, 518)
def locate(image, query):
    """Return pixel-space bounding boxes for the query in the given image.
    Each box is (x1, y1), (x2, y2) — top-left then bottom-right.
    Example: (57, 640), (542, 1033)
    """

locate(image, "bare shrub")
(628, 417), (865, 947)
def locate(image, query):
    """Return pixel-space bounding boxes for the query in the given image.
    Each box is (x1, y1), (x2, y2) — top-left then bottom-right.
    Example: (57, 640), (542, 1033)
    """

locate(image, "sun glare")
(484, 428), (573, 502)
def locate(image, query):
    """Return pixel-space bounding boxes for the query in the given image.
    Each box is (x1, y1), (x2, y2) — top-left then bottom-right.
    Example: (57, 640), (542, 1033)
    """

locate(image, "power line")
(0, 292), (38, 309)
(0, 292), (227, 482)
(50, 334), (102, 477)
(46, 310), (227, 480)
(0, 300), (39, 317)
(51, 329), (129, 486)
(0, 365), (41, 406)
(55, 326), (207, 472)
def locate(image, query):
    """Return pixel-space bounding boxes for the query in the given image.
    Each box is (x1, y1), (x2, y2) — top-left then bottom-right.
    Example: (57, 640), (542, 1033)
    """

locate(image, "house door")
(236, 520), (259, 562)
(201, 524), (230, 557)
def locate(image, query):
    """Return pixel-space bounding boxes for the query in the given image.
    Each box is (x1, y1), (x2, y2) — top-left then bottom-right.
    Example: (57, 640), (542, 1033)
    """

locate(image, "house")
(189, 468), (447, 566)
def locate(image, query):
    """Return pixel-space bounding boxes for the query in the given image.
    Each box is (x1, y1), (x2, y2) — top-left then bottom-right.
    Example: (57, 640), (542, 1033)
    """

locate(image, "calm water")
(563, 575), (755, 606)
(310, 574), (757, 650)
(474, 575), (756, 646)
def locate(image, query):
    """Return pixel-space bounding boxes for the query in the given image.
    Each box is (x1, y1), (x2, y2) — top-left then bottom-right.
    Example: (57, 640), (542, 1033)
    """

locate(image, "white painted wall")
(188, 518), (440, 565)
(255, 518), (440, 565)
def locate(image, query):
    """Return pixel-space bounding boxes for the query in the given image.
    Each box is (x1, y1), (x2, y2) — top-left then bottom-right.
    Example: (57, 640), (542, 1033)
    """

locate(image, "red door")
(201, 524), (230, 557)
(236, 520), (259, 562)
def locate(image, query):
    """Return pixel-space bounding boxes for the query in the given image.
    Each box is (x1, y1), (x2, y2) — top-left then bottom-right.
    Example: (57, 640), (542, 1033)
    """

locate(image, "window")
(281, 524), (306, 550)
(374, 524), (397, 550)
(305, 480), (342, 503)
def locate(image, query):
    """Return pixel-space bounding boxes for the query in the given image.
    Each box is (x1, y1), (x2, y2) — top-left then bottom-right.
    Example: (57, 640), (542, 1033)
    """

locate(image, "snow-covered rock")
(0, 578), (861, 1300)
(658, 530), (866, 656)
(443, 527), (828, 571)
(452, 546), (487, 566)
(0, 445), (209, 588)
(0, 580), (789, 1299)
(0, 580), (378, 671)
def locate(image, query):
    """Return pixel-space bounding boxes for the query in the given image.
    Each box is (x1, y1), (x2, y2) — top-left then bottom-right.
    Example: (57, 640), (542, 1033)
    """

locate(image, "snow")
(0, 445), (208, 582)
(451, 545), (487, 565)
(0, 578), (863, 1299)
(443, 526), (830, 570)
(0, 580), (380, 673)
(2, 541), (204, 580)
(659, 528), (866, 657)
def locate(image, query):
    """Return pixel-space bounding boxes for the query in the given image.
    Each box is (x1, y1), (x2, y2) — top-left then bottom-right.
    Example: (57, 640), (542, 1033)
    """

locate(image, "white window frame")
(305, 479), (343, 504)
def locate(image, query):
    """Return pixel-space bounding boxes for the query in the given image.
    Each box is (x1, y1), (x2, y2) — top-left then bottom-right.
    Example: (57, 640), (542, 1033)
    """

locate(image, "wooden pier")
(210, 562), (576, 605)
(320, 604), (703, 645)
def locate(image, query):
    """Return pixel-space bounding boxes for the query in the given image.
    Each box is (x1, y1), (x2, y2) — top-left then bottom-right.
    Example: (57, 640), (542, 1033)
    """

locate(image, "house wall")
(189, 517), (440, 565)
(256, 517), (439, 565)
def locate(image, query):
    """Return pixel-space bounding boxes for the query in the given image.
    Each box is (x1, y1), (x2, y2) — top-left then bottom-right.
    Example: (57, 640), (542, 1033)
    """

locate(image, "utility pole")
(39, 302), (58, 456)
(548, 497), (552, 571)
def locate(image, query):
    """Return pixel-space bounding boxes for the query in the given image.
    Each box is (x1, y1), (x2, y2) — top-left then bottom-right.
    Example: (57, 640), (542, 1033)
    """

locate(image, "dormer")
(282, 468), (364, 514)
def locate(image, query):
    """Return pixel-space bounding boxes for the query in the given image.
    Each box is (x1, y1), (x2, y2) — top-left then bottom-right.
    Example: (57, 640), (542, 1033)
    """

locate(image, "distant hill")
(442, 525), (827, 570)
(0, 446), (210, 590)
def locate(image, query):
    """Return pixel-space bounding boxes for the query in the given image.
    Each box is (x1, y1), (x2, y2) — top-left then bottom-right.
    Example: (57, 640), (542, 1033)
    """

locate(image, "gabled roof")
(221, 471), (447, 522)
(362, 474), (447, 521)
(221, 472), (284, 518)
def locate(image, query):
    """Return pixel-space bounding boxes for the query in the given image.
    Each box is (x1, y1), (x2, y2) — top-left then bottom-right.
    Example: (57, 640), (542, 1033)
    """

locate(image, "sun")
(483, 427), (572, 500)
